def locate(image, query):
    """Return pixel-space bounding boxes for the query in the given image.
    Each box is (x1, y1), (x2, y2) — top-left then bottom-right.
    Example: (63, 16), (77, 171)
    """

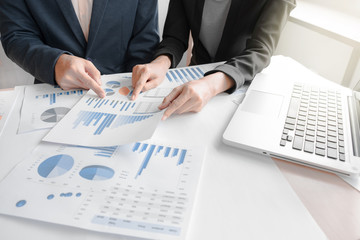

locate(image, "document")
(0, 140), (205, 240)
(18, 84), (86, 133)
(43, 73), (164, 146)
(43, 63), (221, 147)
(231, 82), (250, 105)
(0, 88), (21, 137)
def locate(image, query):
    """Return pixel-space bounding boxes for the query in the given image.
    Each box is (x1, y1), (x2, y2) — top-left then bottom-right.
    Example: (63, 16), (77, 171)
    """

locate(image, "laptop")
(223, 56), (360, 177)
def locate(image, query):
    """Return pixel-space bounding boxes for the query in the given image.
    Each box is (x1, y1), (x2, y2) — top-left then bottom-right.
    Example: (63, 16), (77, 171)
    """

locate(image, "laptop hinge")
(348, 92), (360, 157)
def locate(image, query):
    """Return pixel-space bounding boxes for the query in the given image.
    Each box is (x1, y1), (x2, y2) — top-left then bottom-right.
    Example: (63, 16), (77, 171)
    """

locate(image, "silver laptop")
(223, 57), (360, 177)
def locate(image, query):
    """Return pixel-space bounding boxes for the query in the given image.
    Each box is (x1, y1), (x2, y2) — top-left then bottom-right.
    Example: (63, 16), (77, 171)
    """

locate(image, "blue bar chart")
(36, 89), (84, 105)
(85, 98), (137, 112)
(74, 146), (118, 158)
(72, 111), (155, 135)
(166, 66), (204, 83)
(73, 111), (117, 135)
(132, 142), (187, 179)
(112, 115), (153, 128)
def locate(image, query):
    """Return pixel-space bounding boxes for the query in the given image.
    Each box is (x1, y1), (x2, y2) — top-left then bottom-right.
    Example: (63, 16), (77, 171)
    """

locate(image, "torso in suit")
(155, 0), (296, 92)
(0, 0), (160, 85)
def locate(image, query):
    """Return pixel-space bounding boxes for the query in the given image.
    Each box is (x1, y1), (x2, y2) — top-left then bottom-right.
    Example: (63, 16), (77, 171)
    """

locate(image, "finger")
(131, 71), (149, 100)
(142, 77), (163, 92)
(158, 87), (182, 110)
(161, 91), (189, 120)
(174, 99), (198, 114)
(79, 72), (105, 98)
(85, 61), (102, 85)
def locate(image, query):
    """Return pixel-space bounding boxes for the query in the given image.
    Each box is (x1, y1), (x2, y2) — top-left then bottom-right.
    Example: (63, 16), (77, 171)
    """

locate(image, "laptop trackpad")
(241, 90), (283, 118)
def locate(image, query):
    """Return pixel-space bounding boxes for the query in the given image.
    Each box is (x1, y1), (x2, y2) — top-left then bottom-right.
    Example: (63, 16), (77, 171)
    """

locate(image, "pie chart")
(38, 154), (74, 178)
(79, 165), (114, 181)
(104, 88), (115, 96)
(40, 107), (70, 123)
(106, 81), (121, 88)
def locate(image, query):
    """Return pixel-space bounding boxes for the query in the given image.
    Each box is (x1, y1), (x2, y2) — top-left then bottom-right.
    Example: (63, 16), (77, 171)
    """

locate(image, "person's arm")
(0, 0), (66, 85)
(206, 0), (296, 93)
(158, 0), (296, 120)
(131, 55), (171, 100)
(0, 0), (105, 97)
(153, 0), (190, 68)
(125, 0), (160, 71)
(131, 0), (189, 99)
(159, 72), (234, 120)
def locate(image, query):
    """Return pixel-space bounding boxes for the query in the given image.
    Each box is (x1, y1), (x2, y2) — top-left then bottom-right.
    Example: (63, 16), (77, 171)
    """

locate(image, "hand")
(131, 55), (171, 100)
(159, 72), (234, 120)
(55, 54), (105, 98)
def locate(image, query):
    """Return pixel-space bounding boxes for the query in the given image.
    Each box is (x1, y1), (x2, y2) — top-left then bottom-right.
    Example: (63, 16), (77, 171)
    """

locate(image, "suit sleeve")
(153, 0), (190, 68)
(0, 0), (68, 85)
(206, 0), (296, 93)
(125, 0), (160, 71)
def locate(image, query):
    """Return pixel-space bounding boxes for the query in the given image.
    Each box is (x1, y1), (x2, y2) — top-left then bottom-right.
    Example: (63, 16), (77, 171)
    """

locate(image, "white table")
(0, 58), (359, 240)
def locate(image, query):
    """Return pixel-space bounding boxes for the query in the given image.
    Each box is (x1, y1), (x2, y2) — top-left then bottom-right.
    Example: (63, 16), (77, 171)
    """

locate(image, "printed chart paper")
(0, 88), (19, 136)
(43, 63), (221, 146)
(18, 84), (86, 133)
(43, 73), (164, 146)
(0, 140), (205, 240)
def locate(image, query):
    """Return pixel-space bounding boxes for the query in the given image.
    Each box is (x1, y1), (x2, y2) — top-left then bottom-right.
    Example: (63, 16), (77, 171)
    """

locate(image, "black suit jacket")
(0, 0), (159, 85)
(155, 0), (296, 92)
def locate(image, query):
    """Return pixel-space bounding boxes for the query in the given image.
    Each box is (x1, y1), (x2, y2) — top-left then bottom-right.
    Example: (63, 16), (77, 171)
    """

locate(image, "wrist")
(203, 72), (234, 96)
(153, 55), (172, 69)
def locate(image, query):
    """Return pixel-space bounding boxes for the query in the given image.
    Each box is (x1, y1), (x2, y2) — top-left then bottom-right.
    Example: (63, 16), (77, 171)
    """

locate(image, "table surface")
(0, 57), (359, 240)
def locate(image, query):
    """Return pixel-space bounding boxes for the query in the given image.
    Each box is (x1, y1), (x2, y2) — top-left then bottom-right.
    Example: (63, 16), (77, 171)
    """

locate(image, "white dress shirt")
(71, 0), (93, 41)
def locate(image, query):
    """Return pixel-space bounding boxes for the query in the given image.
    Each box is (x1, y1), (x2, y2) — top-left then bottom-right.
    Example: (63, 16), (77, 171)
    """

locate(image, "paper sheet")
(231, 82), (250, 105)
(43, 63), (221, 147)
(18, 84), (86, 133)
(0, 88), (20, 137)
(0, 140), (204, 240)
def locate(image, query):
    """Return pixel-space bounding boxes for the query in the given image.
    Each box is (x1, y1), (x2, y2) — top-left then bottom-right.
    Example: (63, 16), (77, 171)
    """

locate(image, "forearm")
(3, 39), (67, 85)
(153, 0), (190, 68)
(152, 55), (172, 69)
(0, 0), (67, 84)
(210, 0), (296, 93)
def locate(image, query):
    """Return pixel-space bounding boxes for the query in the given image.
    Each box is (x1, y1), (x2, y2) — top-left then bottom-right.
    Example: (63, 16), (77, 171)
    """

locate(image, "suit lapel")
(86, 0), (109, 53)
(56, 0), (86, 48)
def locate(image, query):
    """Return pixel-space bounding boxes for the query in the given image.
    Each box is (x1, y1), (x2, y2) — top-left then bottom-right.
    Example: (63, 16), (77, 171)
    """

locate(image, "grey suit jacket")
(155, 0), (296, 92)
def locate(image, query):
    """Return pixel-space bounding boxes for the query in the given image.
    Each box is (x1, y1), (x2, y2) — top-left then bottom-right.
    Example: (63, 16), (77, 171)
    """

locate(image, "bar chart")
(85, 97), (137, 112)
(36, 89), (84, 105)
(166, 66), (205, 84)
(132, 142), (188, 179)
(74, 146), (118, 158)
(72, 111), (155, 135)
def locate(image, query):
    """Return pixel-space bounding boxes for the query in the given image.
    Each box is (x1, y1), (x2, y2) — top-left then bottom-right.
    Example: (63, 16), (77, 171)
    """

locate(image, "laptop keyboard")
(280, 83), (345, 161)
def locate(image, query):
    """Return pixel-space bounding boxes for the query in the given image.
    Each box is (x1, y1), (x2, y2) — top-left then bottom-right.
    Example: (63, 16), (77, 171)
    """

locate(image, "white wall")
(0, 42), (34, 89)
(275, 0), (360, 90)
(275, 21), (354, 85)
